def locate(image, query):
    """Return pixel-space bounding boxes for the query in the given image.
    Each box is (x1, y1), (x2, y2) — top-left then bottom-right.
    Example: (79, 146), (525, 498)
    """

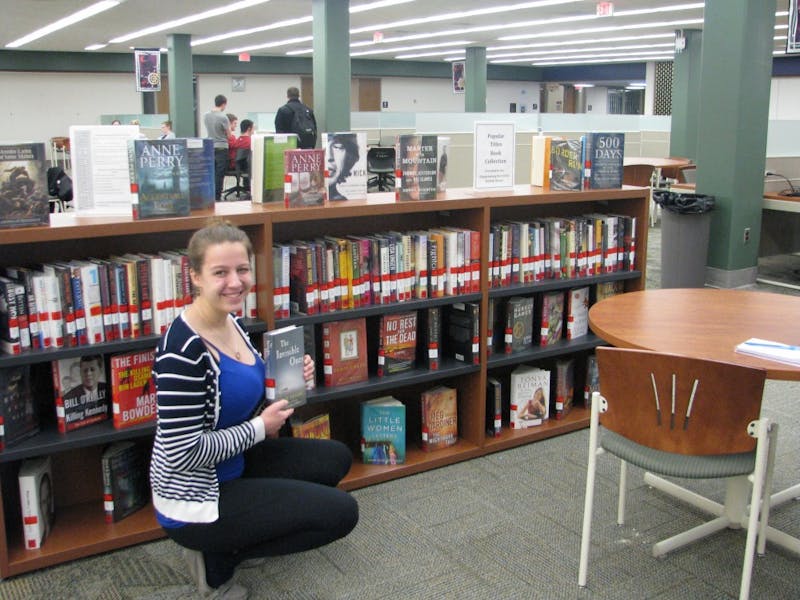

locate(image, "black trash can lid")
(652, 190), (715, 214)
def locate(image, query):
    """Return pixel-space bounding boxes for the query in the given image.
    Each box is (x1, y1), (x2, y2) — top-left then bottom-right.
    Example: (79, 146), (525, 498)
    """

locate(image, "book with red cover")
(420, 385), (458, 451)
(290, 413), (331, 439)
(377, 311), (417, 376)
(284, 148), (326, 208)
(322, 317), (368, 387)
(109, 349), (156, 429)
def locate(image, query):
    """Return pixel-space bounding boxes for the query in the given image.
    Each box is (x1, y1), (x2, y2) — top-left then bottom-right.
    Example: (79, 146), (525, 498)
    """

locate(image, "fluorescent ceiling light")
(499, 18), (704, 42)
(226, 36), (314, 54)
(350, 0), (417, 13)
(352, 40), (473, 58)
(110, 0), (272, 44)
(488, 42), (674, 60)
(6, 1), (120, 48)
(490, 33), (674, 53)
(532, 54), (674, 66)
(85, 43), (108, 51)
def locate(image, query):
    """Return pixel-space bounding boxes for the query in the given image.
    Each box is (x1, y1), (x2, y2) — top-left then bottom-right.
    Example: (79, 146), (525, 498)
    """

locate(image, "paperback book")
(102, 441), (149, 523)
(52, 355), (109, 433)
(566, 286), (590, 340)
(549, 138), (583, 191)
(128, 138), (191, 220)
(290, 413), (331, 439)
(110, 349), (156, 429)
(420, 385), (458, 451)
(251, 133), (298, 204)
(0, 365), (39, 451)
(0, 142), (50, 228)
(509, 365), (550, 429)
(553, 357), (575, 419)
(323, 132), (368, 200)
(538, 290), (565, 346)
(582, 132), (624, 189)
(18, 456), (54, 549)
(284, 148), (326, 207)
(360, 396), (406, 464)
(263, 324), (307, 408)
(504, 296), (534, 353)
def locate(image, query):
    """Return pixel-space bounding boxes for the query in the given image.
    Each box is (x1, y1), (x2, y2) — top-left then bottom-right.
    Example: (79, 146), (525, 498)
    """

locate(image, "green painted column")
(669, 29), (702, 160)
(694, 0), (776, 288)
(167, 34), (195, 137)
(465, 46), (487, 113)
(312, 0), (350, 135)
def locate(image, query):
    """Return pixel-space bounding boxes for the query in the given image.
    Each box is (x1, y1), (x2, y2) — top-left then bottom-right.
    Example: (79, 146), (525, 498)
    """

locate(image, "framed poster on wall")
(135, 49), (161, 92)
(452, 61), (465, 94)
(789, 0), (800, 53)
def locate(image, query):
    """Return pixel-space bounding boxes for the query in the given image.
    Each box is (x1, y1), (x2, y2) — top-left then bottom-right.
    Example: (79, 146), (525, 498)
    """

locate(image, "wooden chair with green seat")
(578, 347), (776, 600)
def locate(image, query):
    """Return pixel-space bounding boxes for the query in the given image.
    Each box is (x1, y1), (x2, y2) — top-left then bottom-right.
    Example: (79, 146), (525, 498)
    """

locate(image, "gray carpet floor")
(2, 225), (798, 599)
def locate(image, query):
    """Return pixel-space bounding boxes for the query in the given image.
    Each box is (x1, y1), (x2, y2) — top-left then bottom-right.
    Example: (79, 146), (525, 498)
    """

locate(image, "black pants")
(163, 438), (358, 588)
(214, 147), (228, 200)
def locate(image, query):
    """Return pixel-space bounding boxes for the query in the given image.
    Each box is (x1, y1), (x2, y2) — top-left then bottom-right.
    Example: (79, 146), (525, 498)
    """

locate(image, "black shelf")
(487, 334), (604, 368)
(276, 293), (483, 328)
(0, 419), (156, 464)
(0, 318), (267, 368)
(307, 358), (480, 403)
(488, 271), (640, 299)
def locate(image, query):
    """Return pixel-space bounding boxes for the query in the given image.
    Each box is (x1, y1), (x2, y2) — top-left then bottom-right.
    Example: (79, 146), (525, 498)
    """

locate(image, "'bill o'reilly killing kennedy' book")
(0, 142), (50, 228)
(128, 138), (191, 220)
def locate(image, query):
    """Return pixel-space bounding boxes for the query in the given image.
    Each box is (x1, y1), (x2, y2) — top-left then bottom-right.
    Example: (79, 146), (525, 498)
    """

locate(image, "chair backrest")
(677, 164), (697, 183)
(367, 146), (396, 173)
(235, 148), (251, 176)
(596, 347), (766, 455)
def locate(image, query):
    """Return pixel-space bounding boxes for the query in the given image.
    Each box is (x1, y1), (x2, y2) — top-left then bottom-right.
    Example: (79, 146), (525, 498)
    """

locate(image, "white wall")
(769, 77), (800, 119)
(379, 77), (464, 112)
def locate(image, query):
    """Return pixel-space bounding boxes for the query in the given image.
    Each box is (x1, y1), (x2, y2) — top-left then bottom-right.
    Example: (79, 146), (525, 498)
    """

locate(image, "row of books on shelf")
(0, 251), (257, 355)
(532, 132), (625, 191)
(273, 226), (481, 318)
(0, 348), (157, 450)
(18, 440), (150, 550)
(488, 213), (636, 287)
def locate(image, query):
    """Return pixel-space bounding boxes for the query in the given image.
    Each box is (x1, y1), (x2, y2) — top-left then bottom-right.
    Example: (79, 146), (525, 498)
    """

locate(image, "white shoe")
(238, 557), (267, 569)
(209, 581), (249, 599)
(184, 547), (249, 599)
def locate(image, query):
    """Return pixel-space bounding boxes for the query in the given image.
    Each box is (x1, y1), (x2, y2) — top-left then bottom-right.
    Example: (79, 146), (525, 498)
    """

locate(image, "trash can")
(652, 191), (715, 288)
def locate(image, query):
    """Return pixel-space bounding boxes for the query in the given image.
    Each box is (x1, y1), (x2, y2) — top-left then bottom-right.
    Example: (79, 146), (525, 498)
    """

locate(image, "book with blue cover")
(187, 137), (215, 210)
(360, 396), (406, 464)
(128, 139), (190, 219)
(582, 132), (624, 189)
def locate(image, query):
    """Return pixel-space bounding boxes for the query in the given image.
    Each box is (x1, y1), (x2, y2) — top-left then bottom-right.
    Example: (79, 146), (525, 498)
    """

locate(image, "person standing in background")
(274, 86), (317, 149)
(204, 95), (230, 201)
(159, 120), (176, 139)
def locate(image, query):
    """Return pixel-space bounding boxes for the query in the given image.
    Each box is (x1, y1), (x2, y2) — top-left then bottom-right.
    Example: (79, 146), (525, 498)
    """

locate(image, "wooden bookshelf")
(0, 185), (648, 577)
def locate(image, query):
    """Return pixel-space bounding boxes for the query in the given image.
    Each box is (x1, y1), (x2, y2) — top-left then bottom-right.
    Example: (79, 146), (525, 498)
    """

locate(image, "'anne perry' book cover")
(284, 148), (326, 208)
(128, 139), (190, 220)
(110, 349), (156, 429)
(0, 142), (50, 228)
(360, 396), (405, 464)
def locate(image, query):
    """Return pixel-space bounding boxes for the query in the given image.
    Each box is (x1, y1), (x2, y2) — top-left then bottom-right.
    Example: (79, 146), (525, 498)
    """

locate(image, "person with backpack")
(274, 86), (317, 149)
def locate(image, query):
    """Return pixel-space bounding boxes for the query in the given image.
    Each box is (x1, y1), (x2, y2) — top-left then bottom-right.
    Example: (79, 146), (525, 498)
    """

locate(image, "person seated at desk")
(228, 119), (253, 169)
(159, 120), (176, 139)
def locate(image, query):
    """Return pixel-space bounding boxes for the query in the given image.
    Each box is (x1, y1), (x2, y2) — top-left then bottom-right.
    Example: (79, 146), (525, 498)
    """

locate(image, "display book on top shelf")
(0, 210), (271, 579)
(0, 185), (648, 577)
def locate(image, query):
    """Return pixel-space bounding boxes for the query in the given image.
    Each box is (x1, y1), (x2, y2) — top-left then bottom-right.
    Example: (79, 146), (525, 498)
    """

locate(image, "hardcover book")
(417, 306), (441, 370)
(504, 296), (534, 354)
(360, 396), (406, 464)
(553, 357), (575, 419)
(584, 353), (599, 409)
(128, 138), (191, 220)
(443, 302), (480, 365)
(18, 456), (54, 549)
(322, 132), (368, 200)
(290, 413), (331, 439)
(284, 148), (326, 207)
(595, 280), (624, 302)
(396, 134), (438, 200)
(566, 286), (590, 340)
(378, 311), (418, 376)
(101, 441), (149, 523)
(538, 290), (565, 346)
(582, 132), (624, 189)
(486, 376), (502, 437)
(0, 365), (38, 451)
(0, 276), (23, 354)
(530, 135), (554, 189)
(251, 133), (298, 204)
(420, 385), (458, 451)
(263, 324), (307, 408)
(52, 355), (109, 433)
(509, 365), (550, 429)
(186, 137), (215, 210)
(322, 317), (368, 387)
(549, 138), (583, 191)
(110, 349), (156, 429)
(0, 142), (50, 228)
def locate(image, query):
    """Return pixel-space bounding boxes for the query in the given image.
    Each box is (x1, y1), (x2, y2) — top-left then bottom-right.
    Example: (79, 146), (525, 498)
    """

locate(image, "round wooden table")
(589, 288), (800, 381)
(589, 287), (800, 555)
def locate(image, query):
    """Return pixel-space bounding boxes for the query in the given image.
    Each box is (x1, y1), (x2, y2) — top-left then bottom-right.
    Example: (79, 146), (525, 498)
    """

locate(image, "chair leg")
(757, 422), (778, 556)
(740, 418), (772, 600)
(578, 395), (602, 588)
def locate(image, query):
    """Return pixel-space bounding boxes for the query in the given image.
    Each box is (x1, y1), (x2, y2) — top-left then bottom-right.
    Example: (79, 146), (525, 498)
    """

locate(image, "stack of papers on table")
(735, 338), (800, 366)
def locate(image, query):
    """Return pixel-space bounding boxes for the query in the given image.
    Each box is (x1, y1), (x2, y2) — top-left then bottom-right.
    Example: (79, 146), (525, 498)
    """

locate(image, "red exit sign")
(596, 1), (614, 17)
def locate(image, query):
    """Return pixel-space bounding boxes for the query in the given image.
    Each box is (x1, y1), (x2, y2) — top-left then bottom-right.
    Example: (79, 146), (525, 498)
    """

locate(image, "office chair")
(579, 347), (776, 600)
(367, 146), (396, 192)
(223, 148), (251, 200)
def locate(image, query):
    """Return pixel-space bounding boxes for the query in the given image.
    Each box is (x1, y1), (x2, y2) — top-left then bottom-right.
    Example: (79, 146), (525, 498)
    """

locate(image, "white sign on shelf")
(473, 122), (516, 190)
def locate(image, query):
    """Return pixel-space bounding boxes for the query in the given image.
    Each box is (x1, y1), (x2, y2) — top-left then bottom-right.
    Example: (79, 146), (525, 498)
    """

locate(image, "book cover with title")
(420, 385), (458, 451)
(18, 456), (54, 549)
(110, 349), (156, 429)
(396, 134), (438, 200)
(284, 148), (326, 207)
(361, 396), (406, 464)
(128, 138), (190, 219)
(323, 132), (368, 200)
(52, 355), (110, 433)
(0, 142), (49, 229)
(263, 324), (307, 408)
